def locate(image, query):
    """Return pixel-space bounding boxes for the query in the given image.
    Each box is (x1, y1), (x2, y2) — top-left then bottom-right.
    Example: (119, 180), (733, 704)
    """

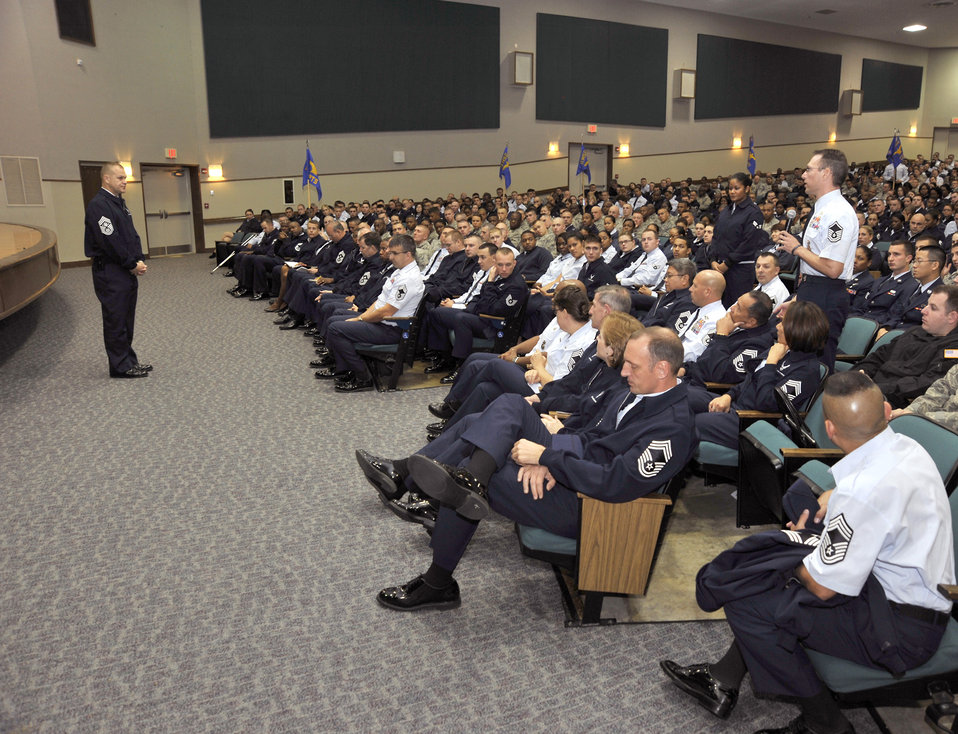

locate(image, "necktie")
(616, 393), (638, 427)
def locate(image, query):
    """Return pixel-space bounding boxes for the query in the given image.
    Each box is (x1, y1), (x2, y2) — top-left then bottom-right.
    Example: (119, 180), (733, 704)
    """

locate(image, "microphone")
(786, 208), (796, 223)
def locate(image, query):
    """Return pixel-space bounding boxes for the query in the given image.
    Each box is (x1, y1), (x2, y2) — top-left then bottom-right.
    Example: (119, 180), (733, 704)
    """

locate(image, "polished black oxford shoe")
(335, 376), (374, 392)
(355, 449), (406, 504)
(407, 455), (489, 520)
(314, 367), (344, 380)
(309, 355), (335, 369)
(273, 314), (292, 325)
(231, 287), (250, 298)
(439, 369), (459, 385)
(377, 575), (460, 611)
(423, 357), (456, 374)
(249, 292), (267, 301)
(428, 401), (458, 419)
(659, 660), (738, 719)
(387, 492), (439, 529)
(278, 318), (304, 330)
(425, 420), (446, 435)
(110, 367), (149, 378)
(134, 363), (153, 372)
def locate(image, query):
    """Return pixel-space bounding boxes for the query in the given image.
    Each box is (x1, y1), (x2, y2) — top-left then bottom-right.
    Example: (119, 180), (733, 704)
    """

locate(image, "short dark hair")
(744, 291), (773, 326)
(917, 245), (946, 271)
(729, 172), (752, 188)
(478, 242), (498, 256)
(813, 149), (849, 187)
(389, 233), (416, 254)
(783, 300), (829, 353)
(931, 284), (958, 314)
(362, 231), (382, 249)
(756, 251), (780, 267)
(890, 240), (916, 258)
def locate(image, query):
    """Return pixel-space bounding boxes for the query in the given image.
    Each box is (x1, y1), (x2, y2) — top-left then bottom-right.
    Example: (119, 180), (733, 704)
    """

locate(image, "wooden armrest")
(835, 354), (863, 362)
(705, 382), (734, 391)
(781, 449), (845, 460)
(735, 410), (782, 420)
(937, 584), (958, 601)
(549, 411), (572, 419)
(479, 313), (506, 322)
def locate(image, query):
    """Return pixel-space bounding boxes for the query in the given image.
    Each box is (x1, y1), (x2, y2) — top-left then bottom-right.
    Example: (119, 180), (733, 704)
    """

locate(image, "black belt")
(889, 600), (951, 627)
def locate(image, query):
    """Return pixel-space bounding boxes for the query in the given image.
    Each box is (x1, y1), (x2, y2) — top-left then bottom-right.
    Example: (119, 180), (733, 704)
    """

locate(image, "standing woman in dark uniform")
(710, 172), (767, 308)
(84, 161), (151, 378)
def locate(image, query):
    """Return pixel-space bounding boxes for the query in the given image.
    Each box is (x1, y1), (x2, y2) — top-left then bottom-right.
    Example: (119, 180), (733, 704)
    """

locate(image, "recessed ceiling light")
(903, 23), (928, 31)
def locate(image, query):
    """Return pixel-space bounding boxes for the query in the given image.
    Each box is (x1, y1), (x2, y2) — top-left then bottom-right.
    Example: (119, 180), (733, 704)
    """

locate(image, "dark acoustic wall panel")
(536, 14), (667, 127)
(694, 35), (841, 120)
(201, 0), (499, 138)
(860, 59), (923, 112)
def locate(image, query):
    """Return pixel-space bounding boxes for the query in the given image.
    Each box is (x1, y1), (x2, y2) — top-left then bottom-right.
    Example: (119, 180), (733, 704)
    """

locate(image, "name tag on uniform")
(945, 349), (958, 359)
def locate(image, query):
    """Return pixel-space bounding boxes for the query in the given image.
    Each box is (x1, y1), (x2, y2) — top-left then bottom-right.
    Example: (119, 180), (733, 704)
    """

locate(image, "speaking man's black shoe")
(659, 660), (739, 719)
(134, 363), (153, 372)
(407, 455), (489, 520)
(355, 449), (406, 504)
(110, 367), (149, 378)
(377, 575), (460, 611)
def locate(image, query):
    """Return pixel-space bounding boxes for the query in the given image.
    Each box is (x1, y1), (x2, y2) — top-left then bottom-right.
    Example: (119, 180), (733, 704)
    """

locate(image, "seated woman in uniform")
(693, 300), (829, 448)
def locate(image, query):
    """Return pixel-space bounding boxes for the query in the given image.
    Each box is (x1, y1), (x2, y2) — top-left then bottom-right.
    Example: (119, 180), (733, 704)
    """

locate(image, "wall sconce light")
(909, 125), (917, 137)
(119, 161), (133, 178)
(548, 142), (559, 155)
(732, 137), (742, 149)
(828, 132), (837, 143)
(619, 143), (630, 156)
(208, 164), (224, 180)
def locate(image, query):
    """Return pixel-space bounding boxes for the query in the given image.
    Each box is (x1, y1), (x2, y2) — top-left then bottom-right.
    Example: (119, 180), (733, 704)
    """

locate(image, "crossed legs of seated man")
(359, 393), (581, 610)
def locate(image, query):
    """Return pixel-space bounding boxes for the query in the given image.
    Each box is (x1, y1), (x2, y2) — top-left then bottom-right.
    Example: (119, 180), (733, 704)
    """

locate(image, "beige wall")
(0, 0), (950, 262)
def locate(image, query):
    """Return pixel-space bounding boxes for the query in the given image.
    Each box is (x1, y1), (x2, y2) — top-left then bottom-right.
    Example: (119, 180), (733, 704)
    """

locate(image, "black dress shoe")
(387, 492), (439, 529)
(309, 355), (335, 368)
(223, 269), (234, 277)
(407, 455), (489, 520)
(304, 326), (319, 336)
(335, 376), (374, 392)
(754, 714), (855, 734)
(249, 292), (267, 301)
(278, 319), (304, 330)
(313, 347), (330, 358)
(110, 367), (149, 378)
(659, 660), (738, 719)
(439, 369), (459, 385)
(314, 367), (345, 380)
(355, 449), (406, 504)
(273, 314), (292, 325)
(377, 575), (461, 611)
(426, 420), (446, 434)
(313, 337), (326, 348)
(134, 363), (153, 372)
(231, 287), (250, 298)
(423, 357), (455, 374)
(428, 401), (458, 419)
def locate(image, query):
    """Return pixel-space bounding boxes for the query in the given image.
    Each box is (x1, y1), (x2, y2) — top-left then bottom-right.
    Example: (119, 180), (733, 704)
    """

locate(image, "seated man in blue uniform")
(661, 371), (954, 734)
(356, 327), (696, 611)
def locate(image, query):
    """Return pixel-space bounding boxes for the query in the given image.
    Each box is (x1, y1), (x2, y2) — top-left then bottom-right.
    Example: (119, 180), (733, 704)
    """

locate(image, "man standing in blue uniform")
(84, 161), (151, 378)
(357, 327), (696, 611)
(775, 150), (858, 369)
(661, 372), (954, 734)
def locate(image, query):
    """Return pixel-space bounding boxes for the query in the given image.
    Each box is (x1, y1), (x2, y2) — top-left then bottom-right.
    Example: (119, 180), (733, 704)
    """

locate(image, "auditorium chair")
(355, 300), (428, 391)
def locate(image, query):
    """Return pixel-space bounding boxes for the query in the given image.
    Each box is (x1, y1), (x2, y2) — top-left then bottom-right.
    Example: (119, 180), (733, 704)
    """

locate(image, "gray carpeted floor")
(0, 255), (924, 732)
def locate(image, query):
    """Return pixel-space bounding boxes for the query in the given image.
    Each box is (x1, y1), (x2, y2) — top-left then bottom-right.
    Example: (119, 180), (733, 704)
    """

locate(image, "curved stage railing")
(0, 223), (60, 321)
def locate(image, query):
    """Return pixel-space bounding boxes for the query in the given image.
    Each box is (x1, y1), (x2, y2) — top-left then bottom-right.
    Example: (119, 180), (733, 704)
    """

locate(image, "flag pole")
(305, 140), (312, 209)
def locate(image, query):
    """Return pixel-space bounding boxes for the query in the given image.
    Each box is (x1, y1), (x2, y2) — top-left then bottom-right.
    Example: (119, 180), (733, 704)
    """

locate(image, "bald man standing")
(661, 372), (954, 734)
(84, 161), (151, 378)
